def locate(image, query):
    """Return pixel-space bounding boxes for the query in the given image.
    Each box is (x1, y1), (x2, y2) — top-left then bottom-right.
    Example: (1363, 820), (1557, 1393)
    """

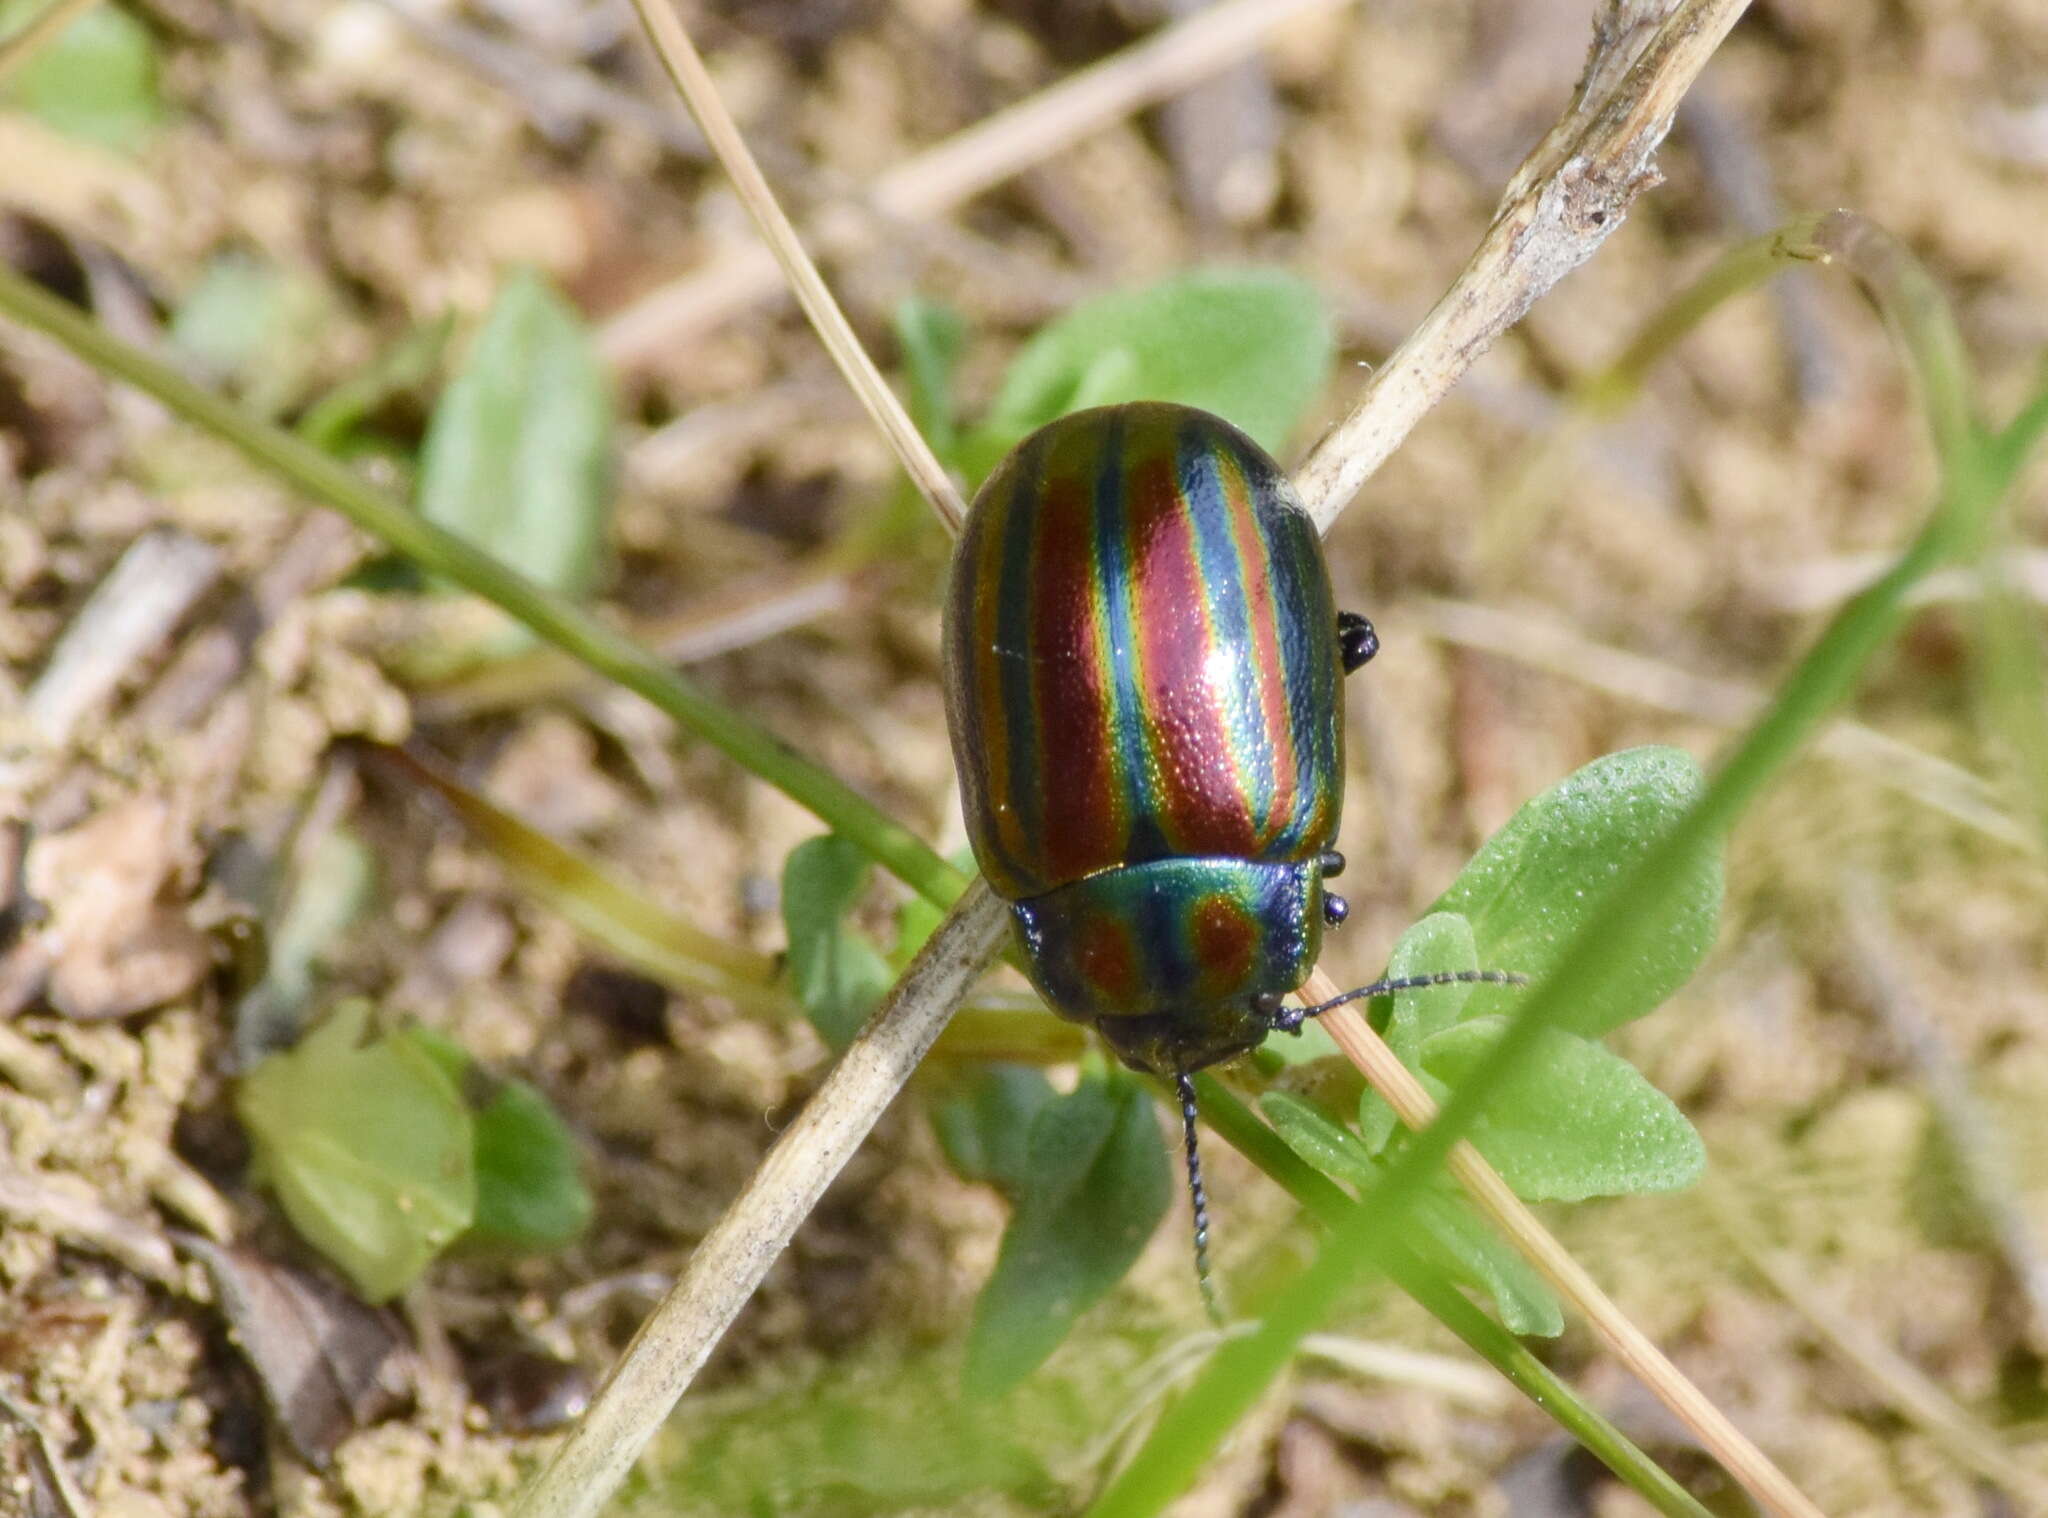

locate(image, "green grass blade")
(0, 264), (969, 912)
(1799, 211), (1984, 478)
(1582, 215), (1828, 414)
(1994, 369), (2048, 472)
(1975, 374), (2048, 854)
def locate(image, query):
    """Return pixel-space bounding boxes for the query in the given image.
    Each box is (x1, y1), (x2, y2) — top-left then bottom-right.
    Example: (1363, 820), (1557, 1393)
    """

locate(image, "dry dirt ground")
(3, 0), (2048, 1514)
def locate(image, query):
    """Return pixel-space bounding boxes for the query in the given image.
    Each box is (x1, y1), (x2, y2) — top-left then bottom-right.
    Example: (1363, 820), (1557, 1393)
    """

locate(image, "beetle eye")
(1251, 991), (1285, 1021)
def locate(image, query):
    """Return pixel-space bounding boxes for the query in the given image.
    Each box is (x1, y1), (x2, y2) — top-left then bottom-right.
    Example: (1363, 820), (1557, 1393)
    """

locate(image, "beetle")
(941, 400), (1516, 1309)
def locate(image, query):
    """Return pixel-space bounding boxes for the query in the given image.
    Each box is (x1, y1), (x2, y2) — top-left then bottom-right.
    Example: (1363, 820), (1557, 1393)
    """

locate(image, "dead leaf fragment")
(0, 1164), (181, 1286)
(181, 1238), (415, 1469)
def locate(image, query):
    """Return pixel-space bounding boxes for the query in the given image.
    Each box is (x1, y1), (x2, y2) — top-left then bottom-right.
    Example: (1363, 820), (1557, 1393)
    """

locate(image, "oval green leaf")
(978, 268), (1332, 462)
(0, 0), (160, 150)
(236, 1001), (475, 1302)
(418, 268), (613, 603)
(933, 1064), (1058, 1197)
(1429, 746), (1722, 1037)
(1259, 1089), (1379, 1190)
(407, 1027), (593, 1253)
(965, 1071), (1171, 1397)
(1417, 1016), (1707, 1201)
(1411, 1187), (1564, 1337)
(1382, 911), (1482, 1057)
(782, 834), (896, 1050)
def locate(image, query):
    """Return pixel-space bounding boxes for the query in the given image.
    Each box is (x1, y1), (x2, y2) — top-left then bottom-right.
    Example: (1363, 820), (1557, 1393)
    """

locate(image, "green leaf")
(1356, 913), (1475, 1155)
(1357, 1064), (1454, 1162)
(408, 1028), (593, 1252)
(969, 269), (1332, 475)
(782, 835), (896, 1050)
(1431, 746), (1722, 1037)
(463, 1071), (593, 1250)
(1382, 912), (1483, 1058)
(894, 295), (965, 455)
(932, 1064), (1058, 1196)
(0, 0), (159, 151)
(417, 268), (613, 603)
(236, 1001), (474, 1302)
(1417, 1017), (1706, 1201)
(965, 1071), (1171, 1397)
(1411, 1187), (1564, 1337)
(1259, 1090), (1377, 1189)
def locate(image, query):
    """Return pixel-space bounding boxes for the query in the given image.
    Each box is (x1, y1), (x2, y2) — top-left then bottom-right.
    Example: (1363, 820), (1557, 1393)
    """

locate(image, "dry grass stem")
(624, 0), (967, 532)
(597, 0), (1353, 366)
(1709, 1189), (2048, 1506)
(513, 880), (1011, 1518)
(1302, 968), (1825, 1518)
(1415, 595), (2031, 850)
(1296, 0), (1751, 530)
(1755, 548), (2048, 611)
(23, 526), (221, 745)
(366, 0), (707, 156)
(1842, 882), (2048, 1342)
(1297, 1333), (1513, 1409)
(417, 556), (873, 720)
(0, 1163), (182, 1286)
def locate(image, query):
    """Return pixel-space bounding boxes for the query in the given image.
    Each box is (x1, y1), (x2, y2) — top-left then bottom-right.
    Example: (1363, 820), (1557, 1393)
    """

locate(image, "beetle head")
(1092, 1000), (1272, 1077)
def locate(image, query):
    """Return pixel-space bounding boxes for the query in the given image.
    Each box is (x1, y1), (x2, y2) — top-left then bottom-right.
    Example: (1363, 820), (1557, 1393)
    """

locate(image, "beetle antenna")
(1270, 970), (1528, 1034)
(1175, 1070), (1222, 1326)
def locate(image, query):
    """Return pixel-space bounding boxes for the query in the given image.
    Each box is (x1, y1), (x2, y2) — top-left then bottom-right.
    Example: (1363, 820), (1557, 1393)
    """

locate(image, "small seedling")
(238, 999), (591, 1300)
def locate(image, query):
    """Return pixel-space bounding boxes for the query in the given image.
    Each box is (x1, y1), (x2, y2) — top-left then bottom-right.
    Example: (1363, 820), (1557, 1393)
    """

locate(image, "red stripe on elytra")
(1130, 452), (1257, 858)
(969, 492), (1038, 889)
(1217, 451), (1298, 851)
(1031, 474), (1121, 883)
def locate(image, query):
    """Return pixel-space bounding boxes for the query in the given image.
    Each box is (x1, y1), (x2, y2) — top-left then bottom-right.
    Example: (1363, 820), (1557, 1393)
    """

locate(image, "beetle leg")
(1319, 849), (1346, 878)
(1322, 891), (1350, 927)
(1337, 611), (1378, 673)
